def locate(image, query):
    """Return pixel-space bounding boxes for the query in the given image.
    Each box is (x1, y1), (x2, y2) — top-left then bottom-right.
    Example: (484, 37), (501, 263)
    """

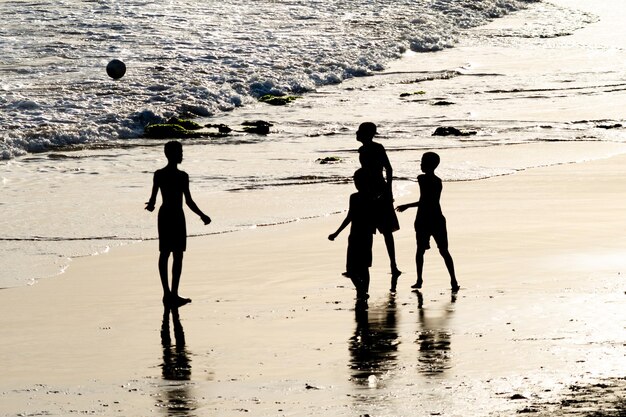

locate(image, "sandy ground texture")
(520, 377), (626, 416)
(1, 147), (625, 417)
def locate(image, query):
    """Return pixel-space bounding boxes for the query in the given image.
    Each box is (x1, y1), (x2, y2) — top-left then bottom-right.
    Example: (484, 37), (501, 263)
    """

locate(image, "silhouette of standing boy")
(396, 152), (459, 292)
(146, 141), (211, 306)
(356, 122), (402, 291)
(329, 168), (376, 304)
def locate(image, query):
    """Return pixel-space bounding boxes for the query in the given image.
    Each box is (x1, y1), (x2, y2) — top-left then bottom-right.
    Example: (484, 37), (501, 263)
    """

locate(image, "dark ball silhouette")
(106, 59), (126, 79)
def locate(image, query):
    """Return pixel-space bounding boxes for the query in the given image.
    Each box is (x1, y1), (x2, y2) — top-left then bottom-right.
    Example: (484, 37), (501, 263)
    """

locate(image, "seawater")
(2, 0), (543, 158)
(1, 0), (624, 288)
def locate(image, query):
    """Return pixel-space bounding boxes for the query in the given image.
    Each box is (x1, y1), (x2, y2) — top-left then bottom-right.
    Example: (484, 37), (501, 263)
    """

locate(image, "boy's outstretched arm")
(396, 201), (419, 212)
(183, 178), (211, 225)
(328, 213), (351, 241)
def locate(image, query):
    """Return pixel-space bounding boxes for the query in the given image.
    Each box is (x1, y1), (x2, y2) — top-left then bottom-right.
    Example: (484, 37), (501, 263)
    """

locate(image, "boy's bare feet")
(355, 295), (369, 310)
(390, 270), (402, 292)
(172, 296), (192, 307)
(451, 283), (460, 293)
(411, 279), (423, 289)
(164, 294), (192, 307)
(389, 271), (402, 292)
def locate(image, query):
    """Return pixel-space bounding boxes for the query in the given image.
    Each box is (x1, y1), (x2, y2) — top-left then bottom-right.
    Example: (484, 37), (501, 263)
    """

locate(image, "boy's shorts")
(415, 216), (448, 250)
(346, 233), (373, 275)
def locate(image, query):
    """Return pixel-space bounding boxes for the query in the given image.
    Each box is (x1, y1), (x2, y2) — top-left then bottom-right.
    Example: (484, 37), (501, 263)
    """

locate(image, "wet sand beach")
(1, 149), (625, 416)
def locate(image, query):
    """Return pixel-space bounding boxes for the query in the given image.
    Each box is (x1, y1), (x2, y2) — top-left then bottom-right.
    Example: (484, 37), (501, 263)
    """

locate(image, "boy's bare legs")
(348, 276), (361, 294)
(411, 247), (426, 289)
(170, 251), (183, 296)
(171, 251), (191, 306)
(355, 269), (370, 309)
(159, 251), (191, 306)
(439, 248), (460, 291)
(350, 269), (370, 300)
(361, 269), (370, 298)
(159, 252), (171, 303)
(383, 231), (402, 291)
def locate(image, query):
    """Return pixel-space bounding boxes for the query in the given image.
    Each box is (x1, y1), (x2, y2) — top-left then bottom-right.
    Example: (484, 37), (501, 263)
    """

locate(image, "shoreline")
(1, 150), (625, 416)
(5, 138), (626, 291)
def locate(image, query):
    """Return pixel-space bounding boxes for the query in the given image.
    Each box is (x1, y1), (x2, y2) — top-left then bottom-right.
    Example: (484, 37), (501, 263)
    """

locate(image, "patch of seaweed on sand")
(518, 377), (626, 416)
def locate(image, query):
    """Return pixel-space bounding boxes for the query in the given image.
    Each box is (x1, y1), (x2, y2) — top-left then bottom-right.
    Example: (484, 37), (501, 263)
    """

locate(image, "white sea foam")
(0, 0), (540, 159)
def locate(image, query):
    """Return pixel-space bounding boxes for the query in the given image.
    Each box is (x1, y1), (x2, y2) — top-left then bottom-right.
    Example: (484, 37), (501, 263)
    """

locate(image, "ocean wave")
(475, 1), (597, 39)
(0, 0), (542, 159)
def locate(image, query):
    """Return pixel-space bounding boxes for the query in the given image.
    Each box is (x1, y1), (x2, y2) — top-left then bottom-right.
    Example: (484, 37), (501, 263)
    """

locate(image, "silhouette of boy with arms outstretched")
(356, 122), (402, 291)
(146, 141), (211, 306)
(396, 152), (459, 292)
(329, 168), (376, 305)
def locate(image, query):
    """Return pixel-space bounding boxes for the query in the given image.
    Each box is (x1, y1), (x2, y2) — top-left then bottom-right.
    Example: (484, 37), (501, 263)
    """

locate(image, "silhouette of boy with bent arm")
(396, 152), (459, 292)
(146, 141), (211, 306)
(329, 168), (376, 304)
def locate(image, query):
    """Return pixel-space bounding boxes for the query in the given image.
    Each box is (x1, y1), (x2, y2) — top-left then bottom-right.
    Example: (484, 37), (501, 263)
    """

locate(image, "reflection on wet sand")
(348, 294), (400, 386)
(158, 305), (196, 416)
(415, 290), (456, 376)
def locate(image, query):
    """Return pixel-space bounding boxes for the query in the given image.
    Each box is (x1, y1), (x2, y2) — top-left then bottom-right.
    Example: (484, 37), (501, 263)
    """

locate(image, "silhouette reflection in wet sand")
(348, 295), (399, 387)
(146, 140), (211, 307)
(158, 305), (196, 416)
(414, 290), (456, 375)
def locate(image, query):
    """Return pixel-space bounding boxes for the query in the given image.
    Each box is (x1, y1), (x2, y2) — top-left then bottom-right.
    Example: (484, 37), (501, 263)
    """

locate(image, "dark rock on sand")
(144, 123), (203, 139)
(316, 156), (342, 164)
(400, 91), (426, 97)
(144, 116), (220, 139)
(242, 120), (273, 135)
(433, 126), (477, 137)
(258, 94), (300, 106)
(144, 115), (207, 139)
(144, 123), (229, 139)
(432, 100), (455, 106)
(166, 117), (203, 130)
(205, 123), (232, 134)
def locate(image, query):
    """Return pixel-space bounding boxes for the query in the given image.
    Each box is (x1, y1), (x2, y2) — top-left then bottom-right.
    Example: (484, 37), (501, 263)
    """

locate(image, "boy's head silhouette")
(164, 141), (183, 164)
(356, 122), (377, 143)
(420, 152), (440, 173)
